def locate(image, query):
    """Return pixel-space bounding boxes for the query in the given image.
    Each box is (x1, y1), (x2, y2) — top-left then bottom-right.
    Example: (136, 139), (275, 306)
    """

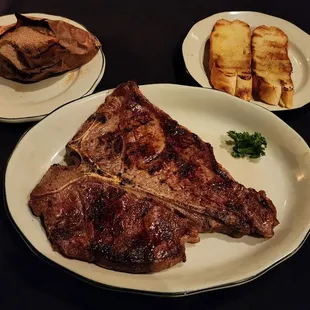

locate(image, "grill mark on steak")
(120, 177), (133, 186)
(177, 162), (196, 178)
(97, 114), (107, 124)
(113, 135), (123, 154)
(147, 161), (163, 175)
(124, 154), (131, 167)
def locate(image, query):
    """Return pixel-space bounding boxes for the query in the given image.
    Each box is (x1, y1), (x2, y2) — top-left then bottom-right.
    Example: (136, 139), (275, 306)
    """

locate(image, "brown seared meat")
(67, 81), (279, 238)
(29, 81), (279, 274)
(29, 164), (199, 273)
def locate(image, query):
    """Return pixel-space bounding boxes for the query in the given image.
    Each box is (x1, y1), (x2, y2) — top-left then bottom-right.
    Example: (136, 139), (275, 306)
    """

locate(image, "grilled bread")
(209, 19), (252, 101)
(252, 26), (294, 108)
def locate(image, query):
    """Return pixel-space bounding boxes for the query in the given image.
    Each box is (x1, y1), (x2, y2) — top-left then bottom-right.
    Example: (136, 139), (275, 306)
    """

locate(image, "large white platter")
(5, 84), (310, 296)
(182, 11), (310, 111)
(0, 13), (105, 123)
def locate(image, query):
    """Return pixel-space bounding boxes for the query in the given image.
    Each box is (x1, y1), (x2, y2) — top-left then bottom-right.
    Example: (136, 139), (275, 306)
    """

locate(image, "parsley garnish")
(226, 131), (267, 159)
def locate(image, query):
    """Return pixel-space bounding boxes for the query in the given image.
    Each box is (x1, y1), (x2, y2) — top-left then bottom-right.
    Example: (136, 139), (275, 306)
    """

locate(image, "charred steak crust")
(29, 81), (279, 274)
(29, 168), (199, 273)
(66, 81), (279, 238)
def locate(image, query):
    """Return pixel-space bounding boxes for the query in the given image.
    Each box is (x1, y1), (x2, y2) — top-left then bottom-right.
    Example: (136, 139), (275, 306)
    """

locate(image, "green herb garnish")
(226, 131), (267, 159)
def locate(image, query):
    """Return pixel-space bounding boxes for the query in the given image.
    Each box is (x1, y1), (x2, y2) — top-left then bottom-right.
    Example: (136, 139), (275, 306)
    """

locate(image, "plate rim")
(182, 10), (310, 112)
(4, 84), (310, 296)
(0, 12), (106, 123)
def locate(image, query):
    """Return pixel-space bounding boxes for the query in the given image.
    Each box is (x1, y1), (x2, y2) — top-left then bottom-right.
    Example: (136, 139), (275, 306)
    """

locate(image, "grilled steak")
(67, 81), (279, 238)
(29, 164), (199, 273)
(29, 80), (279, 274)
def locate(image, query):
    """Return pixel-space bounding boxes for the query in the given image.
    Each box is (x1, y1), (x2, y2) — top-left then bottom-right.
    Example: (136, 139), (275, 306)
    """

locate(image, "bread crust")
(252, 25), (294, 108)
(209, 19), (252, 101)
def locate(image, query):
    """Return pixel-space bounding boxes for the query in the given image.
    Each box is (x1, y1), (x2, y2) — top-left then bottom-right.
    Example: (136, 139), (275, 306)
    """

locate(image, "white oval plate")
(5, 84), (310, 296)
(0, 13), (105, 123)
(182, 11), (310, 111)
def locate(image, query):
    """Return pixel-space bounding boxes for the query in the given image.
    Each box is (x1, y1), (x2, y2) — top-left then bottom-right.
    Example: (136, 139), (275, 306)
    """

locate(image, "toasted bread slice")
(209, 19), (252, 101)
(252, 26), (294, 108)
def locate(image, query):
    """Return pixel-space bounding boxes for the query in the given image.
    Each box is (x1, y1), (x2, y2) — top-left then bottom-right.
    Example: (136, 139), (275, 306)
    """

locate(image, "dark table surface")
(1, 1), (309, 309)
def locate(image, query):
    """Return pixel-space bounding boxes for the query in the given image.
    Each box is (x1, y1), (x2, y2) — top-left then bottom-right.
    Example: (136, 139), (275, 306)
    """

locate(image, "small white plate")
(0, 13), (105, 123)
(5, 84), (310, 296)
(182, 11), (310, 111)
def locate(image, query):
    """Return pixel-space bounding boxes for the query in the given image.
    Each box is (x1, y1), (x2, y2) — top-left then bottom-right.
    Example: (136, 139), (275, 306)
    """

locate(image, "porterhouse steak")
(29, 81), (279, 273)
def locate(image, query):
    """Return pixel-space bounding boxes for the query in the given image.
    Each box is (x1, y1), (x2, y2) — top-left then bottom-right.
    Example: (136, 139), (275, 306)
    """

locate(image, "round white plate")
(0, 13), (105, 123)
(182, 11), (310, 111)
(5, 84), (310, 296)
